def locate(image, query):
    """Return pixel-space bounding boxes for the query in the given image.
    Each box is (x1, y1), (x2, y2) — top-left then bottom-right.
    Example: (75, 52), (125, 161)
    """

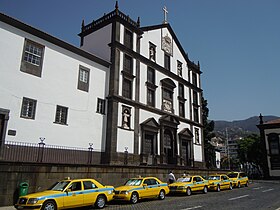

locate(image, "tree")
(237, 134), (264, 177)
(202, 96), (216, 168)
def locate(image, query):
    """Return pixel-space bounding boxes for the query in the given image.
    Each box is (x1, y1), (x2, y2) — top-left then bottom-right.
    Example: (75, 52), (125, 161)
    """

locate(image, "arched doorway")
(164, 129), (174, 164)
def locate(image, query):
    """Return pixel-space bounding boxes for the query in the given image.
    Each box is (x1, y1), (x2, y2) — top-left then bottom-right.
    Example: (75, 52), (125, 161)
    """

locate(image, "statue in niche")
(149, 45), (156, 61)
(122, 108), (130, 129)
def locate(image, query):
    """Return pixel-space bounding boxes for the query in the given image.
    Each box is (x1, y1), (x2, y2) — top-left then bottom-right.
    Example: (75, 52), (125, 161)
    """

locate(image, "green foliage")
(237, 134), (262, 166)
(202, 96), (216, 168)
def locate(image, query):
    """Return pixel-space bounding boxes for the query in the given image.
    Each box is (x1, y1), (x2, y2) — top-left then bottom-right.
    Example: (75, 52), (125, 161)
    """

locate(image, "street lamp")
(124, 147), (128, 165)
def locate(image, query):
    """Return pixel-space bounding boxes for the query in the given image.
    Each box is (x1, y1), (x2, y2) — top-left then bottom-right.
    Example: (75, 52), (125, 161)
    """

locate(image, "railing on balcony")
(0, 141), (99, 165)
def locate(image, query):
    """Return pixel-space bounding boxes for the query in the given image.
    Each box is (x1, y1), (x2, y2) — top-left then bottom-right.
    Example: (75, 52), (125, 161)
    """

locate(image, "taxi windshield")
(177, 177), (191, 182)
(49, 181), (70, 191)
(125, 179), (142, 186)
(208, 176), (220, 180)
(227, 173), (238, 178)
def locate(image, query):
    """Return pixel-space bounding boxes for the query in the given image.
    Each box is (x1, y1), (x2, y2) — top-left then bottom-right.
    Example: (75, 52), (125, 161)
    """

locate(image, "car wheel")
(203, 186), (208, 194)
(217, 185), (220, 192)
(229, 183), (233, 190)
(237, 182), (241, 188)
(95, 195), (106, 209)
(130, 192), (139, 204)
(42, 201), (57, 210)
(158, 190), (165, 200)
(186, 187), (192, 196)
(245, 181), (249, 187)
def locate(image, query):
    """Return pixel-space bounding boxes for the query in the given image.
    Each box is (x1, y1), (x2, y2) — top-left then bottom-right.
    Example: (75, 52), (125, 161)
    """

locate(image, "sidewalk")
(0, 207), (14, 210)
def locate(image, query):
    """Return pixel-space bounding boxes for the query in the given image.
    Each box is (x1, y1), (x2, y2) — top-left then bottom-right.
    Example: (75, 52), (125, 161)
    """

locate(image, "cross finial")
(163, 6), (168, 23)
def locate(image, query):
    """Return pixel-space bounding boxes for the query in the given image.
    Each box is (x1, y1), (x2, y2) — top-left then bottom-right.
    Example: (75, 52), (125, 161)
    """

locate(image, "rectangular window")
(96, 98), (106, 114)
(194, 107), (199, 123)
(147, 88), (155, 107)
(179, 102), (185, 117)
(177, 60), (182, 76)
(122, 78), (132, 99)
(20, 97), (37, 119)
(20, 39), (44, 77)
(147, 67), (155, 84)
(164, 54), (170, 70)
(192, 73), (198, 86)
(193, 91), (198, 105)
(77, 65), (90, 92)
(123, 55), (133, 74)
(179, 84), (184, 98)
(55, 105), (68, 125)
(124, 29), (133, 49)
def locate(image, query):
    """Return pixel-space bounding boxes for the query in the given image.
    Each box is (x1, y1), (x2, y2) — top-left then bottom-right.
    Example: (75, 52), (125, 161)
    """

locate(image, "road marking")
(228, 194), (249, 201)
(181, 206), (203, 210)
(253, 187), (264, 190)
(262, 188), (274, 193)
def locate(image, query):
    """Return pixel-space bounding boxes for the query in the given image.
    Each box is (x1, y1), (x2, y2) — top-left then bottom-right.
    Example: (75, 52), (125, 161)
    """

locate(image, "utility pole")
(226, 128), (231, 170)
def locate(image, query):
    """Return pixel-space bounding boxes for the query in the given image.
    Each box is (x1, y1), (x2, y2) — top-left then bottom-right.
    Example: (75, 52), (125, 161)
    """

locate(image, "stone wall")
(0, 162), (227, 206)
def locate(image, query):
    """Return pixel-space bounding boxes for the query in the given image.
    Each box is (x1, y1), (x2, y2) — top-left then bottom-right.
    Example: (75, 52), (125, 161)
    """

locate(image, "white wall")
(141, 27), (189, 80)
(0, 21), (110, 151)
(81, 24), (112, 62)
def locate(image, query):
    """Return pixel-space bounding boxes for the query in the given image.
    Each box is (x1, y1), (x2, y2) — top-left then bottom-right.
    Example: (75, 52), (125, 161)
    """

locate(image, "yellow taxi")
(227, 172), (249, 188)
(207, 174), (233, 191)
(14, 178), (114, 210)
(113, 176), (169, 204)
(168, 175), (208, 196)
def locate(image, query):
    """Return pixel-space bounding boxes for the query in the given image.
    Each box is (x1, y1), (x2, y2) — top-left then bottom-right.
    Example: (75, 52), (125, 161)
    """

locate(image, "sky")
(0, 0), (279, 121)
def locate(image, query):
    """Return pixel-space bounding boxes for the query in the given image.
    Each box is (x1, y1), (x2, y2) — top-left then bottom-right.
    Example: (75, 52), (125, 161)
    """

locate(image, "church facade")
(0, 4), (204, 167)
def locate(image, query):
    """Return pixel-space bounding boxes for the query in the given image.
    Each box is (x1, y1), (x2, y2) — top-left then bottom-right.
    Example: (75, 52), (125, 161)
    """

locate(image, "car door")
(63, 181), (84, 208)
(192, 176), (200, 191)
(83, 180), (98, 205)
(221, 175), (229, 189)
(142, 179), (153, 198)
(239, 173), (246, 185)
(149, 178), (160, 197)
(195, 176), (204, 191)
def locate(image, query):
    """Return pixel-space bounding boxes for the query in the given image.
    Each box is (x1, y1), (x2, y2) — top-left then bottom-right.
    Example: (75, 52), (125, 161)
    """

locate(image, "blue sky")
(1, 0), (279, 121)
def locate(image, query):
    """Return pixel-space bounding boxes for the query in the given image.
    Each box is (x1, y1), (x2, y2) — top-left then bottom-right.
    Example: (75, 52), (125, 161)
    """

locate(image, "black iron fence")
(0, 141), (100, 165)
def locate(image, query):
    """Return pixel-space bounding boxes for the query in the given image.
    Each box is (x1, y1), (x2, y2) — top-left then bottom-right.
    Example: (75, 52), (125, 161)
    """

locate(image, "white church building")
(0, 3), (205, 167)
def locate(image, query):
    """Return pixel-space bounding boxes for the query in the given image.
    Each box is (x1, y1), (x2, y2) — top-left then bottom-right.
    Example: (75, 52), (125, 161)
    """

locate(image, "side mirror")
(143, 184), (148, 187)
(66, 188), (71, 194)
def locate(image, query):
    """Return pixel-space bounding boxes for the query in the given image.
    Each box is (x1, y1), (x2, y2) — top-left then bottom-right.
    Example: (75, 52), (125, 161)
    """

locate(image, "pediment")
(141, 118), (159, 128)
(179, 128), (193, 138)
(159, 115), (180, 125)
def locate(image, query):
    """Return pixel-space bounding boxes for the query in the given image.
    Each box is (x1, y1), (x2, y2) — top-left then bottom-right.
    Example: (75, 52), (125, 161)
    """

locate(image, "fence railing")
(0, 141), (100, 165)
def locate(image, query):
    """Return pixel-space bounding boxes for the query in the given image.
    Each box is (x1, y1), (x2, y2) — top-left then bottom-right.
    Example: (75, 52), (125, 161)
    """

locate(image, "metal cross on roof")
(163, 6), (168, 23)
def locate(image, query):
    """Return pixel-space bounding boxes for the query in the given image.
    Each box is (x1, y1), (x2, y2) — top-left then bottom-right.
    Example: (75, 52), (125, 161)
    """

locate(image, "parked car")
(227, 172), (249, 188)
(207, 174), (233, 191)
(113, 176), (169, 204)
(14, 178), (114, 210)
(168, 175), (208, 196)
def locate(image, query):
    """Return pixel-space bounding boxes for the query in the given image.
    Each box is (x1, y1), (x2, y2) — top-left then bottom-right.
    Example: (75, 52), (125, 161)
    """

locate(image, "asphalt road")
(105, 181), (280, 210)
(2, 181), (279, 210)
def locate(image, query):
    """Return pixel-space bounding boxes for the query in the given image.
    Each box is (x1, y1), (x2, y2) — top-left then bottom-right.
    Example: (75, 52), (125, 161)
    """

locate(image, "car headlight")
(27, 198), (38, 204)
(108, 190), (113, 195)
(120, 191), (129, 195)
